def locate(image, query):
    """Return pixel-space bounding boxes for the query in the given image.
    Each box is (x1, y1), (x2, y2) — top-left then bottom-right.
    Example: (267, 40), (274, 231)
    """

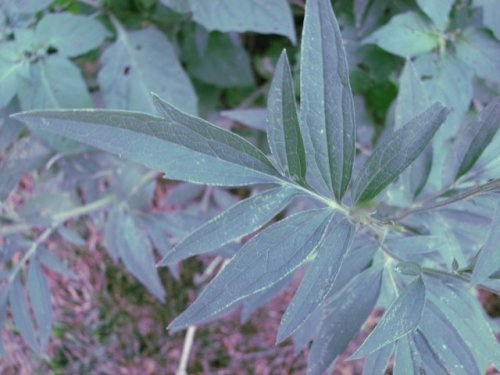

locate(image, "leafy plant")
(8, 0), (500, 373)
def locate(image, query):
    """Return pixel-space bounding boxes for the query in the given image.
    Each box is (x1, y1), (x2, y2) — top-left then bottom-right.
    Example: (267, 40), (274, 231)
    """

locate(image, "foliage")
(1, 0), (500, 373)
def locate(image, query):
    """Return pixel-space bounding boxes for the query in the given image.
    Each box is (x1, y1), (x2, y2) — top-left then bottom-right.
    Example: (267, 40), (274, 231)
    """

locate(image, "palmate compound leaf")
(159, 185), (300, 265)
(472, 201), (500, 285)
(444, 97), (500, 185)
(267, 50), (306, 183)
(168, 208), (334, 332)
(277, 218), (355, 343)
(351, 103), (450, 204)
(12, 95), (281, 187)
(351, 276), (426, 359)
(307, 266), (383, 375)
(300, 0), (356, 200)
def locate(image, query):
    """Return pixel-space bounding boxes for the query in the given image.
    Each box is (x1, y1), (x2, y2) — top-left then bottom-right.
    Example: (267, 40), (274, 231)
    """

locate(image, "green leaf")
(394, 337), (420, 375)
(395, 60), (430, 130)
(427, 278), (500, 370)
(394, 261), (422, 276)
(221, 108), (267, 131)
(104, 205), (121, 262)
(307, 266), (383, 375)
(456, 27), (500, 82)
(57, 227), (85, 247)
(36, 13), (108, 57)
(0, 288), (7, 356)
(351, 277), (426, 359)
(395, 59), (432, 200)
(325, 234), (379, 298)
(160, 0), (190, 12)
(416, 0), (454, 30)
(3, 0), (52, 14)
(474, 0), (500, 40)
(9, 276), (39, 353)
(240, 274), (293, 324)
(445, 98), (500, 183)
(138, 214), (173, 257)
(277, 218), (355, 342)
(15, 55), (91, 153)
(413, 54), (473, 191)
(13, 103), (280, 186)
(99, 26), (197, 115)
(115, 208), (166, 302)
(292, 304), (322, 355)
(351, 102), (449, 204)
(419, 302), (481, 375)
(153, 92), (280, 176)
(27, 258), (52, 352)
(363, 11), (439, 57)
(0, 42), (27, 108)
(37, 248), (79, 280)
(17, 55), (92, 110)
(186, 32), (254, 88)
(0, 100), (23, 149)
(362, 344), (394, 375)
(188, 0), (296, 43)
(472, 201), (500, 284)
(159, 186), (299, 265)
(300, 0), (356, 200)
(384, 234), (447, 262)
(411, 330), (450, 375)
(168, 208), (333, 332)
(267, 50), (306, 182)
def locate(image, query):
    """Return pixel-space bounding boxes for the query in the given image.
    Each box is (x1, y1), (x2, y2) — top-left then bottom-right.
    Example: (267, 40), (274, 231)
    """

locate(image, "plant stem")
(176, 325), (197, 375)
(368, 222), (498, 294)
(394, 178), (500, 221)
(283, 181), (348, 214)
(8, 226), (56, 283)
(0, 195), (116, 237)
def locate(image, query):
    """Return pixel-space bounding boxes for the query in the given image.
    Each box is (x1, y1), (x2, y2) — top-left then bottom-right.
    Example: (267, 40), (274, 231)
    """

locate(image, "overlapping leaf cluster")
(0, 0), (298, 361)
(1, 0), (500, 373)
(9, 0), (500, 373)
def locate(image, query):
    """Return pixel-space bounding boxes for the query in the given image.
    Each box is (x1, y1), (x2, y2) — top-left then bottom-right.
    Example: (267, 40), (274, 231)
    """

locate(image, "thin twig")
(395, 178), (500, 220)
(194, 256), (224, 285)
(176, 326), (197, 375)
(8, 226), (56, 283)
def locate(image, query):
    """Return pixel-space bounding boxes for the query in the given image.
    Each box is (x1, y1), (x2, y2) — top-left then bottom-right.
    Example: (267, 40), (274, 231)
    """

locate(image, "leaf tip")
(275, 327), (288, 345)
